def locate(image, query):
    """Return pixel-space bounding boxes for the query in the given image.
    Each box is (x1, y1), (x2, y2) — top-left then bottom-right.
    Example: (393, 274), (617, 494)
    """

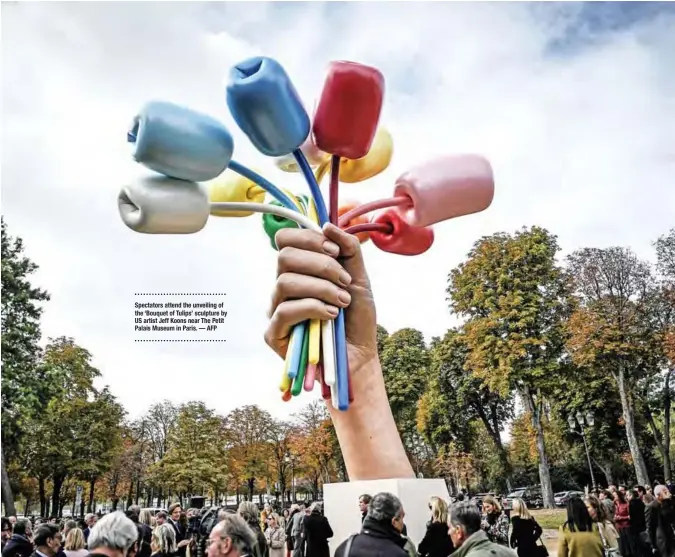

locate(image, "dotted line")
(134, 293), (227, 296)
(134, 339), (226, 342)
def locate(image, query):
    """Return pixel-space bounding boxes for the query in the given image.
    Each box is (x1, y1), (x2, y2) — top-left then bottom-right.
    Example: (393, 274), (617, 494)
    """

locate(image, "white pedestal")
(323, 478), (450, 555)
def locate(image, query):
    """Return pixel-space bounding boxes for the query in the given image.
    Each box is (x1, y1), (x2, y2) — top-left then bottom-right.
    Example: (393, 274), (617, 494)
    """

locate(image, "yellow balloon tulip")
(208, 171), (266, 217)
(339, 127), (393, 183)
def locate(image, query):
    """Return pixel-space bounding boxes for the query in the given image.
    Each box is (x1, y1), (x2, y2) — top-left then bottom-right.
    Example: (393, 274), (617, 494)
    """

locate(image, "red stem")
(329, 155), (340, 225)
(344, 222), (392, 235)
(338, 196), (411, 227)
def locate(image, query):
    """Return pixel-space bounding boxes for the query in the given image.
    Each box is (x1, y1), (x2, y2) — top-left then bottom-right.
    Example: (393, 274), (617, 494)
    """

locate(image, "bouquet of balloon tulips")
(117, 56), (494, 413)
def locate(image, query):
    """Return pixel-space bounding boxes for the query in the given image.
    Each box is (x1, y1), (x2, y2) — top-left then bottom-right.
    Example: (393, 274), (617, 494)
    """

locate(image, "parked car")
(502, 486), (543, 510)
(554, 491), (584, 507)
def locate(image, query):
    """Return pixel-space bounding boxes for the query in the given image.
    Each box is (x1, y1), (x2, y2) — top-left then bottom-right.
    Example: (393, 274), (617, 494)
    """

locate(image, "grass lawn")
(531, 508), (566, 530)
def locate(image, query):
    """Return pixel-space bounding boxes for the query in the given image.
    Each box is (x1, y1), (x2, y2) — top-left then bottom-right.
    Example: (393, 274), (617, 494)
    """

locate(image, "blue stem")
(229, 160), (297, 211)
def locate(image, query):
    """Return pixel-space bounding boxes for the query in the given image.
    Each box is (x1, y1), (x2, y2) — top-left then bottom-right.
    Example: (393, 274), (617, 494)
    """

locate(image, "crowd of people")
(1, 481), (674, 557)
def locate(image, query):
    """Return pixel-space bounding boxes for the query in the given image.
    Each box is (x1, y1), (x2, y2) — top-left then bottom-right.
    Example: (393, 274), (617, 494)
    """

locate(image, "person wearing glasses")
(205, 516), (258, 557)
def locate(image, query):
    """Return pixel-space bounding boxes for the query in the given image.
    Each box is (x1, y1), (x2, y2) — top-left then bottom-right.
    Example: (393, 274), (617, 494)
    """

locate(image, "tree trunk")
(521, 387), (555, 508)
(39, 477), (47, 517)
(51, 475), (65, 518)
(0, 447), (16, 516)
(644, 370), (673, 481)
(88, 477), (96, 513)
(24, 497), (31, 516)
(615, 366), (650, 486)
(474, 404), (512, 492)
(247, 478), (254, 501)
(80, 498), (86, 517)
(593, 458), (614, 487)
(126, 479), (134, 510)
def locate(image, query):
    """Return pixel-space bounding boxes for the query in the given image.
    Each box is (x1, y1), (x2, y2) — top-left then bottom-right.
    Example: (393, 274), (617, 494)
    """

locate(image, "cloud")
(2, 2), (674, 419)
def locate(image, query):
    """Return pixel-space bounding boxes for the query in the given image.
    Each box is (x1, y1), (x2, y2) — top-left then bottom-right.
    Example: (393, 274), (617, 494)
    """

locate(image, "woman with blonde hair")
(417, 496), (454, 556)
(509, 498), (543, 556)
(139, 510), (153, 528)
(264, 513), (286, 557)
(480, 495), (510, 546)
(150, 523), (177, 557)
(63, 528), (88, 557)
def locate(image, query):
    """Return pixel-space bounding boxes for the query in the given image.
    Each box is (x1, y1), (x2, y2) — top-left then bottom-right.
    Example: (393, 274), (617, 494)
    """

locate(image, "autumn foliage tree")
(448, 226), (572, 508)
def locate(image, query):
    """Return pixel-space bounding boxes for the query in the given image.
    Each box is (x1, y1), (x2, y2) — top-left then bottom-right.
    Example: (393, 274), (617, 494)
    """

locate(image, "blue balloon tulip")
(129, 101), (234, 182)
(226, 57), (310, 157)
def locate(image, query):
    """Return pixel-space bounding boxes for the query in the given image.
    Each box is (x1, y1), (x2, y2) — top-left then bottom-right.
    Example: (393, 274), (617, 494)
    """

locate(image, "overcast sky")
(2, 2), (674, 422)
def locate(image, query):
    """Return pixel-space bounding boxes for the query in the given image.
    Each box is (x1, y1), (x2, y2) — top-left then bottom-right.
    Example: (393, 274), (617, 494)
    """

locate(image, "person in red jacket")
(614, 490), (637, 556)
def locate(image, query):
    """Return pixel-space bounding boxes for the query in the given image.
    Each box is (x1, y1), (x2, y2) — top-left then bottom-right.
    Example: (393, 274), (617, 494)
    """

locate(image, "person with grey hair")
(448, 502), (516, 556)
(83, 515), (97, 545)
(236, 502), (267, 557)
(646, 484), (675, 557)
(300, 503), (332, 557)
(334, 492), (408, 557)
(206, 516), (258, 557)
(86, 511), (139, 557)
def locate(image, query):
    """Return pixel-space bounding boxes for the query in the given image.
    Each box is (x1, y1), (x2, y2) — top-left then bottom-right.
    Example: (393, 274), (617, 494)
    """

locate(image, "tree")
(428, 328), (514, 490)
(380, 328), (431, 447)
(566, 247), (656, 486)
(448, 226), (573, 508)
(22, 337), (107, 516)
(267, 419), (295, 501)
(1, 218), (51, 514)
(161, 402), (227, 500)
(224, 405), (272, 500)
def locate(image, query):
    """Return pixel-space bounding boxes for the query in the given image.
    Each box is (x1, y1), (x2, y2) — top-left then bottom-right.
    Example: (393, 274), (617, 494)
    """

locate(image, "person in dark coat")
(418, 496), (454, 557)
(627, 489), (650, 557)
(334, 492), (408, 557)
(2, 519), (33, 557)
(509, 498), (542, 557)
(357, 496), (371, 524)
(300, 504), (332, 557)
(284, 506), (300, 557)
(2, 518), (12, 551)
(647, 485), (675, 557)
(30, 525), (62, 557)
(237, 502), (268, 557)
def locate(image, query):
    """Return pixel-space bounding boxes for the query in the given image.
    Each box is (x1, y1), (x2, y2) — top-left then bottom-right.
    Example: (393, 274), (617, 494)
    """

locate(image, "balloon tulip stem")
(209, 202), (320, 231)
(329, 155), (341, 225)
(293, 150), (329, 225)
(344, 222), (393, 236)
(228, 160), (298, 211)
(338, 196), (412, 228)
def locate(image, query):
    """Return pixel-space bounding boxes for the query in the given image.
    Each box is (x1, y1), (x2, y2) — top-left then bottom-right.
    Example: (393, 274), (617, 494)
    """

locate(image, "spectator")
(205, 515), (257, 557)
(357, 496), (371, 524)
(558, 497), (604, 557)
(236, 502), (267, 557)
(284, 506), (299, 557)
(584, 496), (619, 550)
(86, 512), (138, 557)
(614, 489), (636, 556)
(509, 497), (542, 557)
(334, 492), (408, 557)
(598, 490), (615, 523)
(263, 514), (285, 557)
(63, 522), (78, 541)
(627, 489), (650, 557)
(8, 520), (17, 530)
(300, 503), (332, 557)
(154, 515), (166, 528)
(480, 495), (509, 546)
(83, 515), (97, 544)
(31, 525), (62, 557)
(2, 519), (33, 557)
(636, 486), (646, 501)
(150, 524), (177, 557)
(166, 505), (189, 557)
(290, 505), (305, 557)
(260, 506), (271, 533)
(64, 529), (88, 557)
(447, 502), (515, 556)
(2, 519), (12, 551)
(418, 496), (454, 557)
(646, 484), (675, 557)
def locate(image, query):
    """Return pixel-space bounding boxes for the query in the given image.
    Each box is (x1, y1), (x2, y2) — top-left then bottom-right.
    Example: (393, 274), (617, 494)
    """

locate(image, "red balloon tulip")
(312, 61), (384, 160)
(370, 209), (434, 256)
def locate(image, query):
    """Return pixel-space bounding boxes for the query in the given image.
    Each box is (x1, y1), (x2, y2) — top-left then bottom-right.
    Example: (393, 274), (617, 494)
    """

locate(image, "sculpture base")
(323, 478), (450, 555)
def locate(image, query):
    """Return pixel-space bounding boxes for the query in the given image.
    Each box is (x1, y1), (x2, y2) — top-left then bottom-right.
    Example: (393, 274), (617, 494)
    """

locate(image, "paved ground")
(542, 528), (559, 556)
